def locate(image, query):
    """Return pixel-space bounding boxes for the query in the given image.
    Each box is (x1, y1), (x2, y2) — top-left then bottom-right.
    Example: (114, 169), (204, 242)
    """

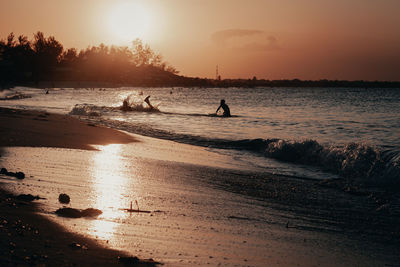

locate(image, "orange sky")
(1, 0), (399, 80)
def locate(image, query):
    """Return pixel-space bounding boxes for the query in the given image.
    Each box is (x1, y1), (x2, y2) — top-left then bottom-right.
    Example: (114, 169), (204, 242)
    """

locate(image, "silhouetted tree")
(61, 48), (78, 65)
(32, 32), (63, 65)
(1, 31), (184, 86)
(0, 33), (34, 82)
(131, 38), (155, 66)
(31, 31), (63, 81)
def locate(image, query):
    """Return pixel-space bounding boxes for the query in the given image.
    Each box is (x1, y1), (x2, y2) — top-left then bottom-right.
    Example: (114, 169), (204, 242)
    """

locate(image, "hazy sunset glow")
(1, 0), (399, 80)
(106, 2), (153, 43)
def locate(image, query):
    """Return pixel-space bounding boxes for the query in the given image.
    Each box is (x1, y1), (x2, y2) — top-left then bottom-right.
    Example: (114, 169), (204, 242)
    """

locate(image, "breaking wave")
(261, 140), (400, 185)
(68, 104), (113, 116)
(205, 138), (399, 186)
(69, 94), (161, 116)
(0, 89), (31, 100)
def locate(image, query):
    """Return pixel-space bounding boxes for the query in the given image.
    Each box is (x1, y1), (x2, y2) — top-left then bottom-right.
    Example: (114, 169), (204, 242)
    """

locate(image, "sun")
(107, 2), (152, 43)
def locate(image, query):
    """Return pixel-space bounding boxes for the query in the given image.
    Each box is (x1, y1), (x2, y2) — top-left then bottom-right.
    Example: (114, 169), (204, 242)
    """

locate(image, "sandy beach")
(0, 107), (158, 266)
(1, 107), (400, 266)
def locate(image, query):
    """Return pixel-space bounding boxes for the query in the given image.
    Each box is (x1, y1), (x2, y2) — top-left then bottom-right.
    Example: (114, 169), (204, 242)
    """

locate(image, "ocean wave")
(69, 93), (161, 116)
(0, 90), (31, 100)
(218, 138), (399, 186)
(68, 104), (113, 116)
(82, 118), (400, 187)
(262, 140), (399, 185)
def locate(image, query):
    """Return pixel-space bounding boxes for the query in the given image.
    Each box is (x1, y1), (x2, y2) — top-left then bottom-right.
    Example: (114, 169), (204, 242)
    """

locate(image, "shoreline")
(1, 107), (400, 266)
(2, 79), (400, 90)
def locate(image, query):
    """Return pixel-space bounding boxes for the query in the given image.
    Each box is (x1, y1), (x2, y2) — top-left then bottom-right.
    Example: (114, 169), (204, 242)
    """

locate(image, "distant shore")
(2, 78), (400, 90)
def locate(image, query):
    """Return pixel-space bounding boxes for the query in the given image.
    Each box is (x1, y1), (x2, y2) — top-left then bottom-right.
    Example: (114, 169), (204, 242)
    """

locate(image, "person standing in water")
(216, 99), (231, 117)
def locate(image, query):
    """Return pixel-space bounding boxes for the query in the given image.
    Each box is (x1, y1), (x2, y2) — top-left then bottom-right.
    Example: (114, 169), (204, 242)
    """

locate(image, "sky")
(1, 0), (399, 81)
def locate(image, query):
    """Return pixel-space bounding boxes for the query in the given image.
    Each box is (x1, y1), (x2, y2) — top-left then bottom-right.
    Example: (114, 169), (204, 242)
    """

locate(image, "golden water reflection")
(88, 144), (135, 241)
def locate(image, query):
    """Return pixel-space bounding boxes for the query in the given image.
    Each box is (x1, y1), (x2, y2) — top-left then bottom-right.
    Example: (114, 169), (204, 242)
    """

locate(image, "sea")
(0, 86), (400, 266)
(1, 86), (399, 183)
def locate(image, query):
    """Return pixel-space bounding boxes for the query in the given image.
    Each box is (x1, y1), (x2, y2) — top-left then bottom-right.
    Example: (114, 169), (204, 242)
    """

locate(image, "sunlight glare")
(88, 144), (131, 241)
(107, 1), (152, 44)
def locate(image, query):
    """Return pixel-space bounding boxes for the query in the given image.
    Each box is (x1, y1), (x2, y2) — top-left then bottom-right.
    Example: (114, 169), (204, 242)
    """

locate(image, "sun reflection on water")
(88, 144), (135, 241)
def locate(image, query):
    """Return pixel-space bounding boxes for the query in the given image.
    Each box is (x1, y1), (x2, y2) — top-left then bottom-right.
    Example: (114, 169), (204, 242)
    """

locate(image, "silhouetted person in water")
(144, 95), (155, 110)
(216, 99), (231, 117)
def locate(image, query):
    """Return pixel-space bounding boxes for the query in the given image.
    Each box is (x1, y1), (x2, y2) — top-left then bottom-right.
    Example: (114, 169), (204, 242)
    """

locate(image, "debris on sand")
(16, 194), (44, 202)
(55, 207), (102, 218)
(69, 242), (88, 250)
(0, 168), (25, 179)
(58, 193), (70, 204)
(120, 200), (151, 213)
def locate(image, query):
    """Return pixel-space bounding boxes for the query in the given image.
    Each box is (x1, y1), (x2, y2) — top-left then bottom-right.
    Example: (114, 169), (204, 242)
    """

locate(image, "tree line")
(212, 78), (400, 88)
(0, 32), (180, 87)
(1, 32), (398, 88)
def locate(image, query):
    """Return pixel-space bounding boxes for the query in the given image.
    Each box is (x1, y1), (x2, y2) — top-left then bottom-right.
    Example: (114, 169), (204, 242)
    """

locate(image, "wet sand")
(1, 107), (400, 266)
(0, 107), (136, 150)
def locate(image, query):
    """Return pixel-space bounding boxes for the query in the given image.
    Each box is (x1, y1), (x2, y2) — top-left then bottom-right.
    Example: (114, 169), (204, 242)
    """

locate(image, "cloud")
(211, 29), (264, 46)
(211, 29), (280, 51)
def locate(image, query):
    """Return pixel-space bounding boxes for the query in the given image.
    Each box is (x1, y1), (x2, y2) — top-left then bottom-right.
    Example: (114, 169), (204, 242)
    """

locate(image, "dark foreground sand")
(0, 190), (159, 266)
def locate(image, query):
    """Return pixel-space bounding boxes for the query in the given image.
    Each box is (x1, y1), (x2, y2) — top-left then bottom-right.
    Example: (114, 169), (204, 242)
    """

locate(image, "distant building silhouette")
(216, 65), (221, 81)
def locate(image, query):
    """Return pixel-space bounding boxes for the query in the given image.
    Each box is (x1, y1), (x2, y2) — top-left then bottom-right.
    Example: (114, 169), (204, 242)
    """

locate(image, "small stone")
(58, 193), (70, 204)
(81, 208), (102, 217)
(55, 208), (81, 218)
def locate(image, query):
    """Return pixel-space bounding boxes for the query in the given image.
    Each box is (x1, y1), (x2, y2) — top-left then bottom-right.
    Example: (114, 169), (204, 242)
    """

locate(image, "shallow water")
(2, 87), (400, 146)
(1, 86), (399, 182)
